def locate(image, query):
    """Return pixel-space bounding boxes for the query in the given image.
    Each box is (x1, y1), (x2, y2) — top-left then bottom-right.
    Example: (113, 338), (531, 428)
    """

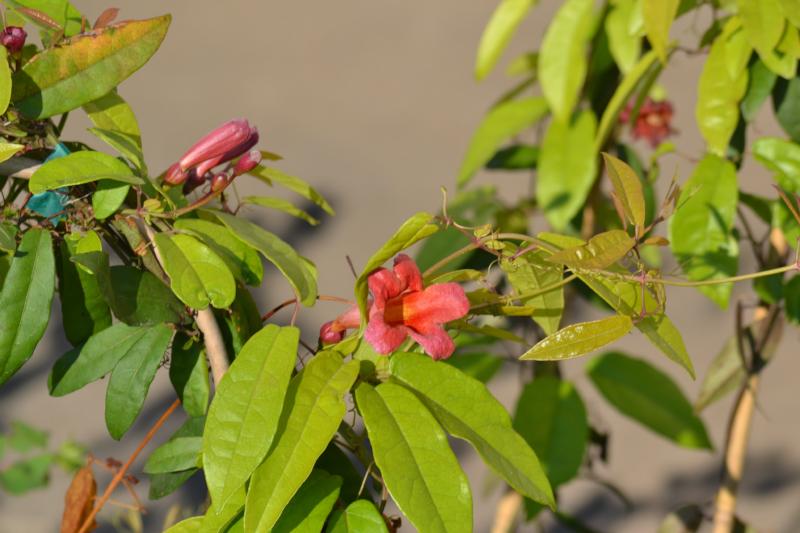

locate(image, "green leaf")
(314, 444), (363, 503)
(244, 352), (359, 532)
(163, 517), (204, 533)
(154, 232), (236, 310)
(538, 0), (594, 121)
(603, 153), (646, 229)
(355, 212), (439, 319)
(241, 196), (319, 225)
(0, 142), (24, 165)
(642, 0), (679, 63)
(50, 323), (156, 396)
(513, 377), (588, 487)
(328, 500), (389, 533)
(741, 59), (777, 122)
(83, 90), (142, 143)
(0, 229), (55, 386)
(780, 0), (800, 27)
(8, 421), (48, 452)
(752, 137), (800, 192)
(738, 0), (784, 58)
(668, 154), (739, 308)
(0, 454), (54, 495)
(203, 325), (298, 509)
(11, 15), (171, 119)
(148, 417), (205, 500)
(537, 110), (597, 230)
(58, 232), (112, 346)
(786, 276), (800, 324)
(696, 21), (751, 155)
(547, 229), (635, 270)
(390, 352), (554, 508)
(29, 151), (140, 194)
(444, 352), (503, 383)
(773, 76), (800, 142)
(0, 222), (16, 253)
(175, 218), (263, 286)
(538, 232), (694, 377)
(169, 334), (209, 418)
(89, 128), (147, 174)
(520, 315), (633, 361)
(457, 97), (548, 187)
(203, 210), (317, 306)
(272, 470), (343, 533)
(144, 437), (202, 474)
(605, 0), (642, 74)
(7, 0), (83, 36)
(587, 352), (712, 449)
(248, 166), (334, 215)
(0, 47), (11, 115)
(695, 333), (746, 411)
(91, 179), (130, 220)
(105, 323), (173, 439)
(214, 284), (263, 357)
(486, 144), (539, 170)
(474, 0), (539, 80)
(355, 382), (473, 533)
(501, 248), (564, 335)
(106, 266), (185, 326)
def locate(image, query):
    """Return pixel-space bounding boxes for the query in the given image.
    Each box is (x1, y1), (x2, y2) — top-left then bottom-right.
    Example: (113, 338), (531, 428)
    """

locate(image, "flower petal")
(407, 326), (456, 360)
(400, 283), (470, 332)
(393, 254), (423, 293)
(367, 267), (403, 308)
(365, 306), (408, 354)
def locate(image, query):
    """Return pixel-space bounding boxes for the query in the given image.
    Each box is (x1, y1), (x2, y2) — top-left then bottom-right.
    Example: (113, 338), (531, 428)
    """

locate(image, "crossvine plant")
(0, 1), (798, 532)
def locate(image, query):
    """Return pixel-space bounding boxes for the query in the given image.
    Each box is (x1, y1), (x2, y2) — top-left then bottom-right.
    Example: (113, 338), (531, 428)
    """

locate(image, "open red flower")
(619, 97), (674, 148)
(319, 254), (470, 360)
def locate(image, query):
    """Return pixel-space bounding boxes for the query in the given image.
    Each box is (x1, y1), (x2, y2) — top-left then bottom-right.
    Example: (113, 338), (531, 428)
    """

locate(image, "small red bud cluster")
(0, 26), (26, 54)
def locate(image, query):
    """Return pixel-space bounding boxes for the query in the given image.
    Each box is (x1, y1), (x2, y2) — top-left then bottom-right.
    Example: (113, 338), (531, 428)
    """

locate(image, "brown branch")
(77, 399), (180, 533)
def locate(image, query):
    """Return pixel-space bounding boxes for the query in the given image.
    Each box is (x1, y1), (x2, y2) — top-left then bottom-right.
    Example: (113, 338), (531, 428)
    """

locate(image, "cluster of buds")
(619, 97), (674, 148)
(0, 26), (26, 54)
(163, 119), (262, 194)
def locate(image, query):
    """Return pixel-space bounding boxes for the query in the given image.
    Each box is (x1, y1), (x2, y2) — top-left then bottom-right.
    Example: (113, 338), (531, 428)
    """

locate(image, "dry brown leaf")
(93, 8), (120, 30)
(60, 465), (97, 533)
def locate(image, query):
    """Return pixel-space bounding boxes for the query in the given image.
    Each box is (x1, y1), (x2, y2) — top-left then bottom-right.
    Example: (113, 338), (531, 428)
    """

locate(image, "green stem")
(635, 264), (795, 288)
(470, 274), (578, 312)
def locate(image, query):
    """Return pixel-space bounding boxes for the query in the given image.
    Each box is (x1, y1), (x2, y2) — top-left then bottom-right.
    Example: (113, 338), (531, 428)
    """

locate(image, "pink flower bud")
(233, 150), (262, 176)
(319, 321), (344, 344)
(178, 119), (259, 171)
(163, 162), (188, 186)
(181, 169), (206, 194)
(0, 26), (26, 54)
(210, 173), (229, 193)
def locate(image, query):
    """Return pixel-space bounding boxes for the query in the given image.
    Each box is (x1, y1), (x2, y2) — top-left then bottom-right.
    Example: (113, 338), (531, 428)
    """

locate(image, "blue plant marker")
(27, 143), (71, 224)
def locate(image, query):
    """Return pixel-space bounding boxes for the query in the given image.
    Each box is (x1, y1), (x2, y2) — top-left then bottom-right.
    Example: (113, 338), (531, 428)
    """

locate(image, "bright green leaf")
(0, 142), (24, 165)
(547, 229), (635, 270)
(0, 229), (55, 386)
(738, 0), (785, 58)
(328, 500), (389, 533)
(91, 179), (130, 220)
(538, 0), (594, 121)
(244, 352), (359, 533)
(144, 437), (202, 474)
(474, 0), (539, 80)
(642, 0), (679, 63)
(501, 247), (564, 335)
(0, 47), (11, 115)
(163, 517), (204, 533)
(148, 417), (205, 500)
(11, 15), (171, 119)
(752, 136), (800, 192)
(89, 128), (147, 174)
(605, 0), (642, 73)
(587, 352), (712, 448)
(0, 222), (16, 253)
(272, 470), (343, 533)
(390, 352), (554, 507)
(603, 153), (646, 229)
(29, 151), (139, 194)
(7, 0), (83, 36)
(520, 315), (633, 361)
(248, 166), (334, 215)
(355, 382), (472, 533)
(457, 97), (548, 187)
(83, 90), (142, 142)
(203, 325), (298, 510)
(537, 110), (597, 230)
(242, 196), (319, 225)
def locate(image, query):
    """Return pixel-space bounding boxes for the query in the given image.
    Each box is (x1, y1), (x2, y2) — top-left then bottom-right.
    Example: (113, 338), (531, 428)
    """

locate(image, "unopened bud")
(210, 173), (230, 193)
(179, 119), (259, 170)
(163, 162), (188, 186)
(233, 150), (262, 176)
(182, 169), (206, 194)
(319, 322), (343, 344)
(0, 27), (26, 54)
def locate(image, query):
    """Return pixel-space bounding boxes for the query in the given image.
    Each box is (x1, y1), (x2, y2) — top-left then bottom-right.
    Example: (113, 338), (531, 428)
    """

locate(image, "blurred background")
(1, 1), (799, 531)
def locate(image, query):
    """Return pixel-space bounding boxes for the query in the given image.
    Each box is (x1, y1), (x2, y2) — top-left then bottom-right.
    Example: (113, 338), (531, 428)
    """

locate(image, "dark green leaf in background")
(741, 58), (777, 122)
(773, 76), (800, 142)
(0, 454), (54, 495)
(695, 333), (746, 411)
(169, 334), (209, 418)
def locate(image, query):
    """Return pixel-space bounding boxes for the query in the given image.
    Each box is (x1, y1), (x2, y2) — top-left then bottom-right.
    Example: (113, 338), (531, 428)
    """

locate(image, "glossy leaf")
(49, 323), (156, 396)
(390, 352), (554, 507)
(752, 137), (800, 192)
(204, 210), (317, 306)
(741, 59), (777, 122)
(248, 165), (334, 215)
(444, 352), (503, 383)
(0, 47), (10, 115)
(203, 325), (298, 510)
(537, 110), (597, 230)
(355, 211), (439, 318)
(520, 315), (633, 361)
(144, 437), (202, 474)
(501, 248), (564, 335)
(11, 15), (171, 119)
(587, 352), (712, 448)
(29, 151), (139, 194)
(244, 352), (359, 532)
(695, 333), (746, 411)
(696, 21), (751, 155)
(91, 179), (130, 220)
(83, 90), (142, 144)
(538, 0), (594, 121)
(154, 232), (236, 310)
(242, 196), (319, 225)
(175, 218), (263, 286)
(148, 417), (205, 500)
(169, 334), (209, 418)
(107, 266), (185, 325)
(215, 284), (263, 357)
(355, 382), (473, 533)
(272, 470), (342, 533)
(605, 0), (641, 73)
(547, 229), (635, 270)
(58, 232), (112, 346)
(89, 128), (146, 174)
(457, 97), (548, 187)
(328, 500), (389, 533)
(738, 0), (784, 58)
(0, 229), (55, 386)
(513, 377), (588, 487)
(642, 0), (678, 63)
(105, 323), (172, 439)
(0, 142), (24, 165)
(668, 154), (739, 308)
(603, 153), (646, 229)
(474, 0), (539, 80)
